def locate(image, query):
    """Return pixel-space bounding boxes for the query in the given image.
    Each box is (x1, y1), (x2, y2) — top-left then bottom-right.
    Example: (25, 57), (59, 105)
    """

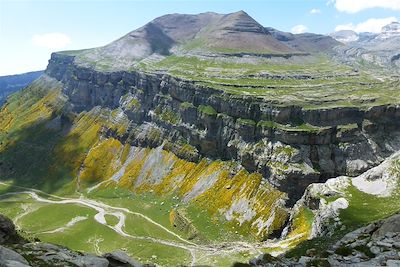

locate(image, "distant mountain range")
(0, 71), (44, 106)
(330, 22), (400, 70)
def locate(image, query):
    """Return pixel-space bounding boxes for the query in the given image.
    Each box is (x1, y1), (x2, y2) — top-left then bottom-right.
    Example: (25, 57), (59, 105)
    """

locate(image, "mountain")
(379, 21), (400, 39)
(0, 70), (44, 106)
(267, 27), (341, 53)
(330, 30), (359, 43)
(68, 10), (342, 72)
(0, 11), (400, 266)
(332, 22), (400, 71)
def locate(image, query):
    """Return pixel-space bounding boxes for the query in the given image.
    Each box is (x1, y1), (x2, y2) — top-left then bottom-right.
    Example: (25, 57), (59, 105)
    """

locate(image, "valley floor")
(0, 182), (298, 266)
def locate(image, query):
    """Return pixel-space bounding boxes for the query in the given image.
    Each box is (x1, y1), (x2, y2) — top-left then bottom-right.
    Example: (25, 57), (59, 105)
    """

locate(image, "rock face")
(45, 51), (400, 202)
(0, 214), (152, 267)
(250, 213), (400, 267)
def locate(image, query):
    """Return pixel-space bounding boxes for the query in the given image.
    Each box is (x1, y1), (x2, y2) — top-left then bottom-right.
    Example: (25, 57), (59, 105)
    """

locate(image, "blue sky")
(1, 0), (400, 75)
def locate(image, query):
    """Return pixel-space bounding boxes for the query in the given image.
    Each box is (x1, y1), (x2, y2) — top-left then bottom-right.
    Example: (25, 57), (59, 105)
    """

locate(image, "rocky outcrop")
(0, 214), (152, 267)
(249, 213), (400, 267)
(44, 52), (400, 202)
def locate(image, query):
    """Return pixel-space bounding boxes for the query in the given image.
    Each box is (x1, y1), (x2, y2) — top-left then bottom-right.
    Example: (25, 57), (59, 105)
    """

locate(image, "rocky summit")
(0, 10), (400, 267)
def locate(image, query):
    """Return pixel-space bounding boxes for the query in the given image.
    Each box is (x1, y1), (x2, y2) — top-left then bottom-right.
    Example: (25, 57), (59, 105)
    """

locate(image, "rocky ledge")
(249, 213), (400, 267)
(0, 214), (152, 267)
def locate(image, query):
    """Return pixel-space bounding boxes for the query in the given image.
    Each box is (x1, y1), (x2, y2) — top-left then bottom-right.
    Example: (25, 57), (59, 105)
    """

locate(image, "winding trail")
(0, 182), (298, 266)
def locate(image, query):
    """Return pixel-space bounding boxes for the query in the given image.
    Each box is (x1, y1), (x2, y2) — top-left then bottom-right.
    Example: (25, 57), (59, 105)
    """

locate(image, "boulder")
(372, 214), (400, 239)
(0, 215), (18, 244)
(0, 245), (29, 267)
(104, 250), (147, 267)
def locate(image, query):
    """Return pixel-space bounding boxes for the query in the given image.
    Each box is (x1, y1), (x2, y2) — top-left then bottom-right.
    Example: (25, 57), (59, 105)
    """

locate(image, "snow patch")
(352, 151), (400, 197)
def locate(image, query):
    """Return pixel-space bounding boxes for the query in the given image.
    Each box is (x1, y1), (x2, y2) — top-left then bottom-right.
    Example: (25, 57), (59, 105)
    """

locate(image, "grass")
(339, 184), (400, 229)
(0, 185), (282, 266)
(0, 189), (192, 266)
(258, 120), (324, 133)
(237, 118), (256, 126)
(134, 54), (400, 109)
(180, 101), (195, 110)
(198, 104), (217, 115)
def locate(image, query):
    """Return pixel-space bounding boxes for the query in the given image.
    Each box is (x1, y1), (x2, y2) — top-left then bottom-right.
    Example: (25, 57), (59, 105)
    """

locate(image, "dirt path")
(0, 182), (296, 266)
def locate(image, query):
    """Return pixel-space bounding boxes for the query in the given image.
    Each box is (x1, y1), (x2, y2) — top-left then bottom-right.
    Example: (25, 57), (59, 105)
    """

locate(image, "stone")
(376, 241), (393, 248)
(373, 214), (400, 239)
(370, 246), (381, 255)
(306, 248), (318, 257)
(0, 215), (18, 244)
(0, 245), (29, 266)
(387, 260), (400, 267)
(298, 256), (311, 265)
(104, 250), (144, 267)
(73, 255), (109, 267)
(1, 261), (30, 267)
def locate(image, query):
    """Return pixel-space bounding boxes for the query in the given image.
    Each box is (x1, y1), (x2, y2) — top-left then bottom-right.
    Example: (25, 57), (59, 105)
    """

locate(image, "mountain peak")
(330, 30), (359, 43)
(62, 11), (346, 71)
(379, 21), (400, 38)
(382, 21), (400, 32)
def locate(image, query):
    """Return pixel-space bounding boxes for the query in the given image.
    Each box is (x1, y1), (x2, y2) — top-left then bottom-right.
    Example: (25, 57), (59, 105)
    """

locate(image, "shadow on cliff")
(0, 116), (81, 195)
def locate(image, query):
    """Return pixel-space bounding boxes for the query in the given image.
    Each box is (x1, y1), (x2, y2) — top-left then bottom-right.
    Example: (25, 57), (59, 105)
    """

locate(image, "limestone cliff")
(45, 51), (400, 202)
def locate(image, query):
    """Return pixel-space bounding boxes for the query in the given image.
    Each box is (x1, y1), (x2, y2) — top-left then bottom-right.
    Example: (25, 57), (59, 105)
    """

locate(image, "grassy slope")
(136, 54), (400, 109)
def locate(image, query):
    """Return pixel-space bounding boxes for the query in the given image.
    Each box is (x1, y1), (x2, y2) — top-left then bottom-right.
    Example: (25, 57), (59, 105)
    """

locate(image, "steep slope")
(192, 11), (296, 54)
(0, 70), (44, 106)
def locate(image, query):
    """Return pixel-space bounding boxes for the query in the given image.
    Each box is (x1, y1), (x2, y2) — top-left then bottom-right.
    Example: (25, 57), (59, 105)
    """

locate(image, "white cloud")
(310, 8), (322, 14)
(333, 0), (400, 13)
(291, 25), (308, 34)
(335, 17), (398, 33)
(326, 0), (335, 6)
(32, 33), (71, 49)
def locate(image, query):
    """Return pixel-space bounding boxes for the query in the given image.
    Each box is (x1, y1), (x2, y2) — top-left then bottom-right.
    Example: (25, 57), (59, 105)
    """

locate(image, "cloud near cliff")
(32, 33), (71, 49)
(310, 8), (321, 14)
(291, 25), (308, 34)
(335, 17), (398, 33)
(332, 0), (400, 13)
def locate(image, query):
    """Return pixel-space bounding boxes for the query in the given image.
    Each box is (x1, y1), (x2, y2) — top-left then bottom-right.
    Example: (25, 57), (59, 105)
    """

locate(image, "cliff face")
(46, 52), (400, 201)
